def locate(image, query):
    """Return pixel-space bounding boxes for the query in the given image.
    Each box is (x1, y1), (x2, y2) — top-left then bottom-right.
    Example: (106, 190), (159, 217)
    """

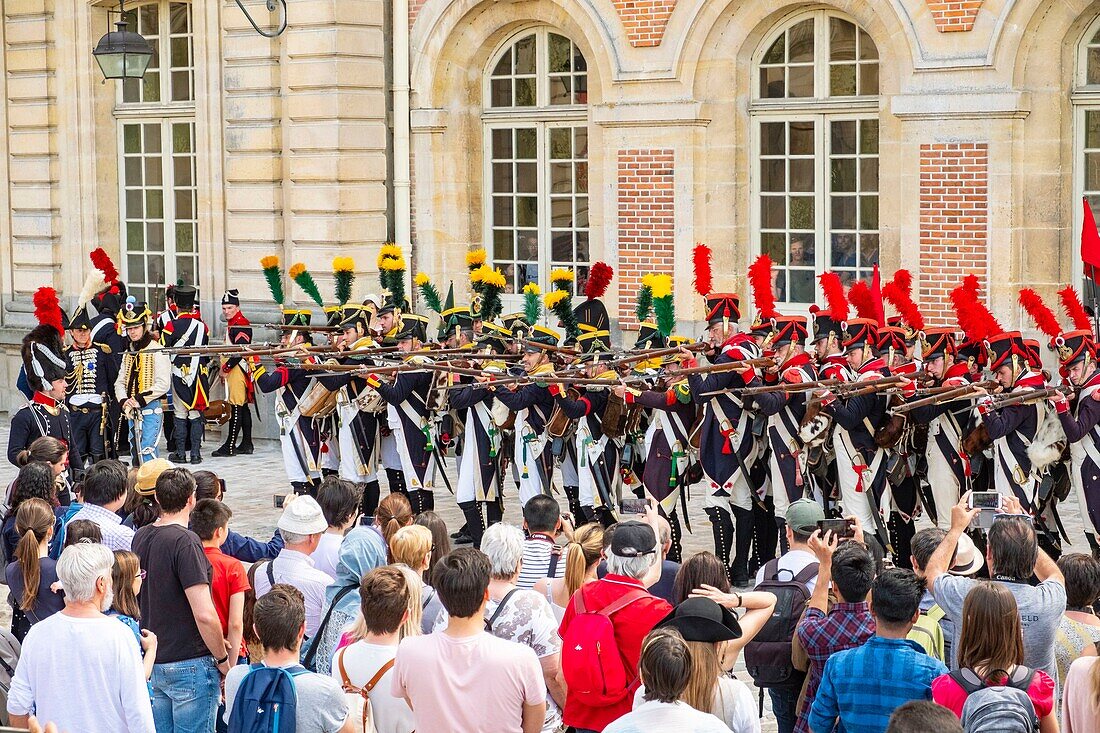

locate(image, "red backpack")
(560, 586), (648, 706)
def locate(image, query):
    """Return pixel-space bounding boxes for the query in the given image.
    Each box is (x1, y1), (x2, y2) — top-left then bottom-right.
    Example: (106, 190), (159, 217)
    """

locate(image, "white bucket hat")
(277, 495), (327, 535)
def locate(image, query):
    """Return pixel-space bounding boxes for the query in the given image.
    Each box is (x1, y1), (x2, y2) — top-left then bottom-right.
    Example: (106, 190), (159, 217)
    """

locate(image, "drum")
(202, 400), (231, 426)
(299, 382), (339, 418)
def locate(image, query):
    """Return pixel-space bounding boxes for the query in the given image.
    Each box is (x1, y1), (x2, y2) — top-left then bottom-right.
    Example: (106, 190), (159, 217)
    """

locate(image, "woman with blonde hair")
(533, 523), (603, 622)
(932, 581), (1056, 732)
(5, 498), (63, 641)
(389, 524), (444, 633)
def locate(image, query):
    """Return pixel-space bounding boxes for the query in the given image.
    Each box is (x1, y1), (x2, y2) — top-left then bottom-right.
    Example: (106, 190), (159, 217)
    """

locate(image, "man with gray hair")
(251, 495), (334, 637)
(558, 515), (672, 732)
(8, 542), (155, 732)
(444, 523), (566, 732)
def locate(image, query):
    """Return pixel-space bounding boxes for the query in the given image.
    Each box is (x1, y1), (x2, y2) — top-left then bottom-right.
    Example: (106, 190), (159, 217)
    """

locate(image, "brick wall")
(925, 0), (983, 33)
(611, 0), (677, 47)
(618, 150), (675, 327)
(918, 142), (989, 325)
(409, 0), (427, 29)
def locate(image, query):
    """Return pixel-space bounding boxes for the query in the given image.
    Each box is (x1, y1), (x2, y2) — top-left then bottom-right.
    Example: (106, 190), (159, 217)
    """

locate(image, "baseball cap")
(610, 521), (657, 558)
(785, 499), (825, 534)
(277, 495), (328, 535)
(135, 458), (175, 496)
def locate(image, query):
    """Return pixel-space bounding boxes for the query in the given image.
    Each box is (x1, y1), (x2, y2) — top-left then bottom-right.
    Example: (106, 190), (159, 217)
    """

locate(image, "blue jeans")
(150, 656), (219, 733)
(130, 399), (163, 464)
(769, 684), (801, 733)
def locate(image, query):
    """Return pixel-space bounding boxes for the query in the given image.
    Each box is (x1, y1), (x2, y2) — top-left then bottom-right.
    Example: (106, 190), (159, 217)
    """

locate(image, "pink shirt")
(932, 668), (1055, 720)
(391, 630), (545, 733)
(1064, 656), (1100, 733)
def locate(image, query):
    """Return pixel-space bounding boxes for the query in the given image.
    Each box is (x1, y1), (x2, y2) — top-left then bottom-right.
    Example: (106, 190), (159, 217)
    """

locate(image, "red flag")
(871, 264), (885, 327)
(1083, 197), (1100, 281)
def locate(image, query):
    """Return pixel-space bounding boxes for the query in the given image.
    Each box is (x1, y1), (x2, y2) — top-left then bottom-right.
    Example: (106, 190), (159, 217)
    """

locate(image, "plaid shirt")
(794, 602), (875, 733)
(69, 502), (135, 552)
(808, 636), (947, 733)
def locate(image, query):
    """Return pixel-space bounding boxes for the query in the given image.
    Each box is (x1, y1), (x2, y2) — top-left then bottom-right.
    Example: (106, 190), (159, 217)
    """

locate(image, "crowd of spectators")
(10, 449), (1100, 733)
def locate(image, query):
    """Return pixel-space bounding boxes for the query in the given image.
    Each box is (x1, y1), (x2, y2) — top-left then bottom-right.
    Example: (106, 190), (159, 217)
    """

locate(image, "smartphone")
(619, 497), (647, 515)
(817, 518), (856, 539)
(969, 491), (1002, 511)
(273, 494), (286, 509)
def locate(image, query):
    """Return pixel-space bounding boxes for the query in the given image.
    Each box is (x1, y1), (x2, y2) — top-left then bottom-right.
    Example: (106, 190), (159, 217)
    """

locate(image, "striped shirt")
(516, 534), (565, 589)
(809, 636), (947, 733)
(69, 502), (135, 551)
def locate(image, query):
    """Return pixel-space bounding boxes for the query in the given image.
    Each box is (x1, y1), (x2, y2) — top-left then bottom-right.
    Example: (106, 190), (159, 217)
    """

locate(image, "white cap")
(949, 533), (985, 576)
(277, 495), (327, 535)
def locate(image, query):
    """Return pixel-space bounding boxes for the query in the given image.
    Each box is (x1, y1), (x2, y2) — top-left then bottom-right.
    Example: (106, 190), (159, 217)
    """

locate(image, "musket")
(988, 384), (1075, 409)
(259, 323), (343, 333)
(830, 374), (908, 398)
(160, 344), (339, 357)
(890, 379), (998, 415)
(159, 341), (282, 355)
(604, 342), (708, 368)
(737, 378), (847, 396)
(517, 339), (580, 355)
(671, 357), (774, 378)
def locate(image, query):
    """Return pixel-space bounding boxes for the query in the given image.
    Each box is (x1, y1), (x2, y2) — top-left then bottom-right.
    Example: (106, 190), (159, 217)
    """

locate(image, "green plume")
(635, 284), (653, 323)
(551, 296), (580, 342)
(260, 256), (284, 305)
(654, 294), (675, 338)
(290, 264), (325, 308)
(523, 285), (541, 326)
(417, 275), (442, 313)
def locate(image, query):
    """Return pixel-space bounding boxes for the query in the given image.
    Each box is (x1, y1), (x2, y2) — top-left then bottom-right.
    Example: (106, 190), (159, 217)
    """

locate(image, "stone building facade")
(0, 0), (1099, 412)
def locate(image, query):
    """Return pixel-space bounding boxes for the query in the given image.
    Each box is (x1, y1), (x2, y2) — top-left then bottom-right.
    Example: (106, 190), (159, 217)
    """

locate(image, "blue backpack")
(227, 663), (307, 733)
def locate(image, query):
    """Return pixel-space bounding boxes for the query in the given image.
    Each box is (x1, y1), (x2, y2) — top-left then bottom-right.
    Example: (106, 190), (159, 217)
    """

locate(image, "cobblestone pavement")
(1, 418), (1093, 732)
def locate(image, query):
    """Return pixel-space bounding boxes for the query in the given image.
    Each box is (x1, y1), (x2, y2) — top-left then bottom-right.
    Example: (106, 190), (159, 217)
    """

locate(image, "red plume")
(89, 247), (119, 284)
(881, 269), (924, 331)
(1059, 286), (1093, 331)
(1018, 288), (1062, 340)
(33, 287), (64, 337)
(819, 272), (849, 322)
(693, 243), (713, 298)
(847, 281), (878, 321)
(584, 262), (613, 300)
(951, 275), (1003, 342)
(747, 254), (777, 319)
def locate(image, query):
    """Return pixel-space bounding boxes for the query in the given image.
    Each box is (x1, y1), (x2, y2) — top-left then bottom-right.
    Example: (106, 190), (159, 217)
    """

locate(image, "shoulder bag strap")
(366, 658), (395, 692)
(303, 584), (357, 669)
(792, 562), (820, 587)
(598, 588), (649, 617)
(762, 558), (781, 581)
(266, 558), (276, 587)
(547, 547), (561, 578)
(485, 588), (521, 632)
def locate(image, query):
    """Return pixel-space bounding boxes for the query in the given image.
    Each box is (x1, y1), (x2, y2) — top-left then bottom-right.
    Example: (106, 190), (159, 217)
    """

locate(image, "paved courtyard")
(0, 417), (1093, 732)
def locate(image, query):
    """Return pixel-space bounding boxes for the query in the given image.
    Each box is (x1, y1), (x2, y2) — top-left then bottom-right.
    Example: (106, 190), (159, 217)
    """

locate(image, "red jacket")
(557, 574), (672, 731)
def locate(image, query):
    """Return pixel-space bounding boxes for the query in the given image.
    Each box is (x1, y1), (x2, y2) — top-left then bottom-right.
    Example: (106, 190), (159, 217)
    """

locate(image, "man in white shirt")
(252, 495), (334, 637)
(8, 542), (155, 733)
(604, 628), (729, 733)
(756, 498), (822, 592)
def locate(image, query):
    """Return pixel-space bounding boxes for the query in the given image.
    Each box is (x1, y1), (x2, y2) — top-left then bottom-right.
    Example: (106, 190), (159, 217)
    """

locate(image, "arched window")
(115, 1), (196, 311)
(1076, 20), (1100, 288)
(484, 29), (589, 296)
(752, 11), (880, 305)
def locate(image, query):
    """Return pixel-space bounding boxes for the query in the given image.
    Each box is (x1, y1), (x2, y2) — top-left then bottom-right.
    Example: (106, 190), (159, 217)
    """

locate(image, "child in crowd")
(108, 549), (157, 682)
(192, 498), (249, 665)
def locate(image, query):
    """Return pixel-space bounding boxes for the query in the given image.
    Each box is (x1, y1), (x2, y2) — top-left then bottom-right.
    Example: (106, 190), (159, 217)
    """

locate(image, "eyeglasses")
(135, 570), (147, 580)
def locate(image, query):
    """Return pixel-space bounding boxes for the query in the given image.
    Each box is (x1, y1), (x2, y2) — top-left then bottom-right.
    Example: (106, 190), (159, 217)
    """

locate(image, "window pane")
(1087, 111), (1100, 149)
(859, 195), (878, 230)
(145, 157), (162, 187)
(575, 197), (589, 228)
(127, 223), (143, 251)
(126, 189), (142, 217)
(788, 65), (814, 97)
(146, 189), (163, 219)
(859, 233), (880, 266)
(831, 121), (856, 155)
(575, 161), (588, 193)
(145, 123), (162, 152)
(575, 231), (590, 261)
(1087, 153), (1100, 191)
(517, 231), (538, 260)
(831, 235), (857, 267)
(549, 76), (571, 106)
(790, 159), (814, 192)
(146, 222), (164, 252)
(830, 64), (856, 96)
(492, 163), (513, 192)
(858, 29), (878, 61)
(551, 198), (572, 229)
(761, 159), (785, 192)
(790, 197), (814, 229)
(170, 2), (189, 33)
(549, 33), (571, 73)
(831, 195), (856, 229)
(514, 77), (535, 106)
(789, 269), (816, 304)
(124, 125), (141, 154)
(763, 35), (785, 65)
(1090, 48), (1100, 86)
(761, 196), (786, 229)
(175, 189), (193, 220)
(515, 35), (536, 74)
(516, 197), (537, 227)
(860, 120), (879, 154)
(493, 230), (513, 260)
(491, 129), (512, 158)
(788, 20), (814, 62)
(761, 122), (786, 155)
(142, 71), (161, 103)
(551, 233), (572, 261)
(550, 128), (571, 159)
(492, 197), (514, 226)
(515, 129), (536, 159)
(790, 122), (814, 156)
(171, 71), (191, 102)
(177, 256), (196, 285)
(550, 163), (572, 194)
(860, 158), (878, 192)
(791, 234), (814, 266)
(174, 157), (193, 187)
(171, 36), (188, 67)
(139, 4), (158, 34)
(760, 66), (784, 98)
(830, 18), (856, 61)
(515, 163), (537, 193)
(859, 64), (879, 96)
(491, 79), (512, 107)
(125, 157), (142, 186)
(831, 159), (856, 192)
(493, 51), (510, 77)
(761, 232), (785, 264)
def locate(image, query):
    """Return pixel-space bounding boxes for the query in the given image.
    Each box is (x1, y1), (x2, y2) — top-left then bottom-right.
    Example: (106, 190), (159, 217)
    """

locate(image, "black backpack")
(743, 559), (819, 689)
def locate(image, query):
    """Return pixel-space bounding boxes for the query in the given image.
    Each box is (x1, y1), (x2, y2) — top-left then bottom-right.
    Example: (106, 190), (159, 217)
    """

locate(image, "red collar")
(890, 360), (919, 376)
(1081, 369), (1100, 389)
(1014, 372), (1046, 390)
(821, 354), (846, 367)
(228, 311), (250, 327)
(720, 332), (755, 351)
(944, 362), (971, 380)
(175, 311), (201, 320)
(32, 393), (58, 408)
(781, 351), (813, 371)
(858, 357), (887, 375)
